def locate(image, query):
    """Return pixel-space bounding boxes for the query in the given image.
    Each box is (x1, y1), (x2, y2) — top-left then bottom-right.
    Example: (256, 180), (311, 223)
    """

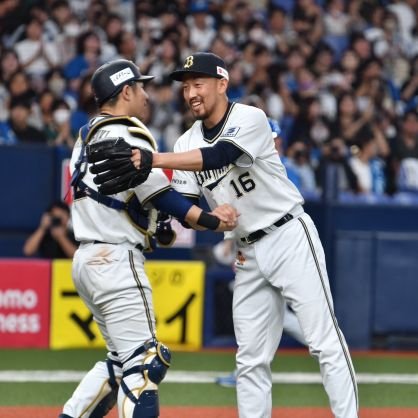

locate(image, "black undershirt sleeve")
(200, 141), (244, 171)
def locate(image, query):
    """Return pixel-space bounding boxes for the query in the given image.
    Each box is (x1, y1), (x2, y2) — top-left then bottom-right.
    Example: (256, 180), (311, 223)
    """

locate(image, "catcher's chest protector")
(71, 116), (158, 249)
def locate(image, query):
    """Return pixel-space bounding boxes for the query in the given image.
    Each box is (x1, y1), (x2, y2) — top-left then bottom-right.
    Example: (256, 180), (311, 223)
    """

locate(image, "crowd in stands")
(0, 0), (417, 200)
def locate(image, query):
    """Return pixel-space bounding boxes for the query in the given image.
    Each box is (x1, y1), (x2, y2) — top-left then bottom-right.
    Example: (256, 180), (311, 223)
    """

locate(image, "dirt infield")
(2, 406), (418, 418)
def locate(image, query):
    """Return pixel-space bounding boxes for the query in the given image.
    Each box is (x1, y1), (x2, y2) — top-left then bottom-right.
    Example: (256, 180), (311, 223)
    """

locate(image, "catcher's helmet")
(91, 59), (154, 106)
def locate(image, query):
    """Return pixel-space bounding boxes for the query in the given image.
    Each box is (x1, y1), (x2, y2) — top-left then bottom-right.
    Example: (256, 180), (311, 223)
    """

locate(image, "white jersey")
(171, 103), (304, 240)
(70, 115), (171, 248)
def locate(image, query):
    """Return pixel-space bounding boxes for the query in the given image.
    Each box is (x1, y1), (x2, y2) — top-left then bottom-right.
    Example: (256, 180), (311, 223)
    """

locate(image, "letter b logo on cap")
(183, 56), (194, 69)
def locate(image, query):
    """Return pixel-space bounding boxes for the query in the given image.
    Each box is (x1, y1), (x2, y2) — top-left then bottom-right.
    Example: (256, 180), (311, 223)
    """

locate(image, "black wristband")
(197, 211), (221, 230)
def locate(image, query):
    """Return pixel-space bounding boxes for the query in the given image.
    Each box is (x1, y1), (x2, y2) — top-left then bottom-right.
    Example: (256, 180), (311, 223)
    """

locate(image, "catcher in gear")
(60, 58), (238, 418)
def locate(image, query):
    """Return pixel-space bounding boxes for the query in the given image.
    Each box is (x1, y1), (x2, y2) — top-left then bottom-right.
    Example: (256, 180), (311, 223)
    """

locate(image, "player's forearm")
(185, 205), (236, 232)
(184, 206), (208, 231)
(153, 190), (237, 232)
(152, 149), (203, 171)
(152, 189), (235, 232)
(135, 142), (241, 172)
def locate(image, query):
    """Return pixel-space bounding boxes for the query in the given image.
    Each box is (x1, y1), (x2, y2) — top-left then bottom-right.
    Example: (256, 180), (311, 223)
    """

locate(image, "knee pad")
(120, 342), (171, 417)
(123, 342), (171, 385)
(145, 342), (171, 385)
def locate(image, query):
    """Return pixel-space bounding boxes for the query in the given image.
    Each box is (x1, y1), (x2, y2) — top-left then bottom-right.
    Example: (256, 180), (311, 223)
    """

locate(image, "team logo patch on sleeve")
(222, 127), (240, 137)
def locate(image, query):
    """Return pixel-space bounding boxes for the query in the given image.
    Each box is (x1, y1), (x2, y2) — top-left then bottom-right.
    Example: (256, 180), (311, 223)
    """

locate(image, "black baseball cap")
(91, 59), (154, 106)
(170, 52), (229, 82)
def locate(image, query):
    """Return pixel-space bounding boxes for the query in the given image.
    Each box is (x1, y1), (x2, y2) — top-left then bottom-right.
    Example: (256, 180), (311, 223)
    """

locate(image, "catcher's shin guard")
(122, 388), (160, 418)
(120, 342), (171, 417)
(61, 357), (122, 418)
(89, 359), (120, 418)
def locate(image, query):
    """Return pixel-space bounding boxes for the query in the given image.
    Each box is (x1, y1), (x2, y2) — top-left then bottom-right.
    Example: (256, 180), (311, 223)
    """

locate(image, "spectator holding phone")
(23, 200), (78, 259)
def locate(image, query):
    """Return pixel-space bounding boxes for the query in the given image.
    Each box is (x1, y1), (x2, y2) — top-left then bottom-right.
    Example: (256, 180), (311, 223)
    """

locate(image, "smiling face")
(181, 74), (228, 127)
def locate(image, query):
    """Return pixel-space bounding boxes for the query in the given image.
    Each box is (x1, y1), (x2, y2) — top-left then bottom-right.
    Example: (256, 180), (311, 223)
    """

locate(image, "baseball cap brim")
(170, 69), (224, 81)
(136, 75), (155, 83)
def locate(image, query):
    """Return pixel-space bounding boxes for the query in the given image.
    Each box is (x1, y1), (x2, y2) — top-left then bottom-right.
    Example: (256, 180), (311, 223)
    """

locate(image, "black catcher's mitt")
(86, 137), (153, 195)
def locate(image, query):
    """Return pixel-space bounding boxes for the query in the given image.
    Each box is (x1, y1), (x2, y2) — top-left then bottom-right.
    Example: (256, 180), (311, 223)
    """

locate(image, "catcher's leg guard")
(89, 359), (120, 418)
(120, 342), (171, 418)
(60, 357), (122, 418)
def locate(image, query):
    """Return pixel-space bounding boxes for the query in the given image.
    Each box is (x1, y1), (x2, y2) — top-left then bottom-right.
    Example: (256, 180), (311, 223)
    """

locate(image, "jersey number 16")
(230, 172), (256, 198)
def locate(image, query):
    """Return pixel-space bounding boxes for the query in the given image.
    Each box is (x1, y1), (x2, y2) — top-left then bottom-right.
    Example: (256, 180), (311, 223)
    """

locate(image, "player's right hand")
(211, 204), (239, 232)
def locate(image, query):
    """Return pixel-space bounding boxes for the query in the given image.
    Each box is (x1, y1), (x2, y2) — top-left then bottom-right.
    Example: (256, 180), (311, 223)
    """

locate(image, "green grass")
(1, 349), (418, 407)
(0, 348), (107, 371)
(0, 383), (76, 406)
(3, 348), (418, 373)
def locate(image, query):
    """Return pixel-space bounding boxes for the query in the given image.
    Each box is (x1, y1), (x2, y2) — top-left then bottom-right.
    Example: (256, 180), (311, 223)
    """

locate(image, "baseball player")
(59, 59), (238, 418)
(89, 53), (359, 418)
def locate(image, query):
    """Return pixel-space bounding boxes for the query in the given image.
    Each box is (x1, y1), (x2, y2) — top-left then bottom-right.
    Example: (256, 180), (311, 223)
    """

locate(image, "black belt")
(240, 213), (294, 245)
(93, 240), (144, 252)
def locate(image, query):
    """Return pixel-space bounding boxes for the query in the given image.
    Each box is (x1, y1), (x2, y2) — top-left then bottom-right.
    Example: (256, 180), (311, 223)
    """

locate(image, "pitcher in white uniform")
(128, 52), (359, 418)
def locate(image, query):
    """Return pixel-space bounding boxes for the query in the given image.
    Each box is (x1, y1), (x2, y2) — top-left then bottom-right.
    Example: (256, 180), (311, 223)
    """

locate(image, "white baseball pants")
(233, 212), (358, 418)
(71, 242), (157, 417)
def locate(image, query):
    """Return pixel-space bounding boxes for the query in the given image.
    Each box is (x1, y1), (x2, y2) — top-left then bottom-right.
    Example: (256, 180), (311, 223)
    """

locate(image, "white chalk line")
(0, 371), (417, 384)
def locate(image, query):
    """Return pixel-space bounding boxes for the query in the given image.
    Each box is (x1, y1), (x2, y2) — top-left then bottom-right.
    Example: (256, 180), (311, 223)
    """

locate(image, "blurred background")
(0, 0), (417, 353)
